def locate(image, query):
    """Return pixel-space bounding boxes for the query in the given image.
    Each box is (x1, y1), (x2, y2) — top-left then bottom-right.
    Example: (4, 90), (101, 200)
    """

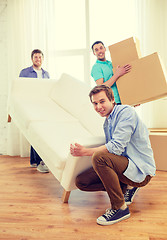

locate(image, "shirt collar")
(96, 59), (111, 64)
(104, 105), (117, 126)
(30, 65), (45, 73)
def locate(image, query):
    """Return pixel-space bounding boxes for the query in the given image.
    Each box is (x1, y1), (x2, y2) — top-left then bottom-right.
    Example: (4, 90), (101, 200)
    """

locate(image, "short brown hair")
(31, 49), (44, 59)
(89, 85), (115, 102)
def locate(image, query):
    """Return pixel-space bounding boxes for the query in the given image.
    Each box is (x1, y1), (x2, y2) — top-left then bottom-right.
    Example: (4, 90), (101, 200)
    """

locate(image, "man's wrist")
(113, 72), (119, 80)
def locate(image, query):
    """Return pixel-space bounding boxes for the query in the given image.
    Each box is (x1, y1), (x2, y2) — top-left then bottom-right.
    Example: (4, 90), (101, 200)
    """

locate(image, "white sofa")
(8, 73), (105, 202)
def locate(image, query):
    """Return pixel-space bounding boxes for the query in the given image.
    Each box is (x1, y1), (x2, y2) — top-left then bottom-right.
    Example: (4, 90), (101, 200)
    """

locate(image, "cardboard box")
(116, 52), (167, 105)
(149, 131), (167, 171)
(108, 37), (141, 69)
(149, 128), (167, 133)
(108, 37), (167, 106)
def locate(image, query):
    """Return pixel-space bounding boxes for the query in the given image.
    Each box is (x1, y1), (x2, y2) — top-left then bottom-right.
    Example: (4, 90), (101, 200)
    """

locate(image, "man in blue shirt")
(19, 49), (50, 173)
(70, 85), (156, 226)
(91, 41), (131, 104)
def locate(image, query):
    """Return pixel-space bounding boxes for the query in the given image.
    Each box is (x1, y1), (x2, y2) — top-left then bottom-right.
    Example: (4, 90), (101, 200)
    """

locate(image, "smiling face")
(91, 90), (115, 118)
(31, 53), (43, 70)
(92, 43), (106, 61)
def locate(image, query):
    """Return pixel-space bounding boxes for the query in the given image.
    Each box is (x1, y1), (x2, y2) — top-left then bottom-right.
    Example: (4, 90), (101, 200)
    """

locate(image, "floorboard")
(0, 155), (167, 240)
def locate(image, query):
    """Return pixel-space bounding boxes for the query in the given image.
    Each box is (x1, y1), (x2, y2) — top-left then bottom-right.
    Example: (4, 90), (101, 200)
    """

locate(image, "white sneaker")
(37, 161), (49, 173)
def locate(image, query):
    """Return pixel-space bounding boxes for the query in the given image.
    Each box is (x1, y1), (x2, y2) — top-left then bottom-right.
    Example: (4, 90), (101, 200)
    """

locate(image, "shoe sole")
(97, 213), (130, 226)
(37, 168), (49, 173)
(126, 188), (140, 205)
(30, 165), (37, 168)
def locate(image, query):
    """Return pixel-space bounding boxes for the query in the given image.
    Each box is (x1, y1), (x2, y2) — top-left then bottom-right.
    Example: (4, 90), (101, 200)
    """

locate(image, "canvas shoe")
(37, 161), (49, 173)
(97, 207), (130, 225)
(124, 187), (140, 205)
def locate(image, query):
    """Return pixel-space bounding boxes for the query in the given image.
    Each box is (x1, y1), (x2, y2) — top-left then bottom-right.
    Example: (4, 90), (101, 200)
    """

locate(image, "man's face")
(31, 53), (43, 69)
(93, 43), (106, 61)
(91, 91), (115, 118)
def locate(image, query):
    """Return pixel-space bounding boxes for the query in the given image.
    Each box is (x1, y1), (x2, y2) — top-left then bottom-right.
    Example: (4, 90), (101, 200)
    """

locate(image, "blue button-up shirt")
(19, 66), (50, 79)
(91, 60), (121, 104)
(104, 105), (156, 183)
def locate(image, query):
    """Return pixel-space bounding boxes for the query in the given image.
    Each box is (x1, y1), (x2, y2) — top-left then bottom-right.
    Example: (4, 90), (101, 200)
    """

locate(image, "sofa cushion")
(49, 73), (104, 136)
(9, 97), (77, 130)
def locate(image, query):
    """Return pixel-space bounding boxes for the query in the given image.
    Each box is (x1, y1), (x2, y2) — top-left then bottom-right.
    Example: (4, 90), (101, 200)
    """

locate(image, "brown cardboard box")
(149, 128), (167, 133)
(108, 37), (141, 69)
(116, 52), (167, 105)
(149, 131), (167, 171)
(108, 37), (167, 106)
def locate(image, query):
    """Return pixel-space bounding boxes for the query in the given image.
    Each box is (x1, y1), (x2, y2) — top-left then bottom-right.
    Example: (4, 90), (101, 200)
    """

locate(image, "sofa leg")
(8, 115), (11, 122)
(62, 190), (71, 203)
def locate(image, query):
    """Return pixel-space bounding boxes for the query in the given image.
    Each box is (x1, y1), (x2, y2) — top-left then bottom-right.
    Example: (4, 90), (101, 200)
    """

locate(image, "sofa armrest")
(60, 136), (105, 191)
(9, 78), (58, 100)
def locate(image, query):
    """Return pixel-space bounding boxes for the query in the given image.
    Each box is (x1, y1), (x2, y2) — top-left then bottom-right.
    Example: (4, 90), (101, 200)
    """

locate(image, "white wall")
(134, 0), (167, 128)
(0, 0), (7, 154)
(1, 0), (166, 155)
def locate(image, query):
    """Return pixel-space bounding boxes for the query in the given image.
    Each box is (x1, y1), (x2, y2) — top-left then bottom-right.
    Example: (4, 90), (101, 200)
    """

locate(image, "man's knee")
(92, 151), (117, 172)
(92, 151), (107, 168)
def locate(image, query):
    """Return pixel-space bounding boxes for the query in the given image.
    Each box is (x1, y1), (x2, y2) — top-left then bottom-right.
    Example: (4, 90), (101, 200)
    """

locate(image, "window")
(48, 0), (136, 85)
(89, 0), (136, 86)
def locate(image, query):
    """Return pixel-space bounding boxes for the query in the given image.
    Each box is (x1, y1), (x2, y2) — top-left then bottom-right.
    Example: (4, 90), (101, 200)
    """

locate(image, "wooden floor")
(0, 156), (167, 240)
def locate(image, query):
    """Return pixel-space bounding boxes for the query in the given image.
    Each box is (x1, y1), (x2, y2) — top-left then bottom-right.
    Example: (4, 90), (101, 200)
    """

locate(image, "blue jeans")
(30, 146), (42, 165)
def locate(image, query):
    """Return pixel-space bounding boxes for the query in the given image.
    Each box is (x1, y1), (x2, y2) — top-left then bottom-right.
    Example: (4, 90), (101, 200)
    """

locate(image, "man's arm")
(96, 64), (131, 87)
(70, 143), (108, 157)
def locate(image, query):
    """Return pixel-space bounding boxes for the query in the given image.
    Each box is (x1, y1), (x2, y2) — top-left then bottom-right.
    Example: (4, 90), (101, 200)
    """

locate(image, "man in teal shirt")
(91, 41), (131, 104)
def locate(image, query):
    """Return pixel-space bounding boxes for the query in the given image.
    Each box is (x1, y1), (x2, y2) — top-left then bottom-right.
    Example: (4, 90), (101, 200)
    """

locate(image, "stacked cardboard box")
(109, 37), (167, 171)
(149, 129), (167, 171)
(108, 37), (167, 106)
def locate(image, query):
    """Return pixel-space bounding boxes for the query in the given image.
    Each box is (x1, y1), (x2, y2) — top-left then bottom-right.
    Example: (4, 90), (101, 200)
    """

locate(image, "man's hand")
(70, 143), (87, 156)
(115, 64), (131, 78)
(70, 143), (108, 157)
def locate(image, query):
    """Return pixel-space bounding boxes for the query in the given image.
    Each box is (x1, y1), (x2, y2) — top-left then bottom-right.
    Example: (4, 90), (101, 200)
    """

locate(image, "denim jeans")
(76, 151), (152, 210)
(30, 146), (42, 166)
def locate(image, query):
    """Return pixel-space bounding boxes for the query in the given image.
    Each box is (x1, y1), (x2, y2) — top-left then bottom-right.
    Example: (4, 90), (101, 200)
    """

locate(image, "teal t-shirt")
(91, 60), (121, 104)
